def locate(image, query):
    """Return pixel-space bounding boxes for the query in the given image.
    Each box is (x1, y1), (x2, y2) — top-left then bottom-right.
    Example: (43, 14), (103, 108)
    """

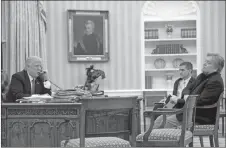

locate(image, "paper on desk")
(23, 94), (53, 100)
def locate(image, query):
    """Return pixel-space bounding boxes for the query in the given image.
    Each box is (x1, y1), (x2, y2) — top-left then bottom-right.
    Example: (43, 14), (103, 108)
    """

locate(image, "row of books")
(181, 28), (196, 38)
(151, 44), (188, 54)
(144, 29), (159, 39)
(145, 76), (152, 89)
(144, 28), (196, 39)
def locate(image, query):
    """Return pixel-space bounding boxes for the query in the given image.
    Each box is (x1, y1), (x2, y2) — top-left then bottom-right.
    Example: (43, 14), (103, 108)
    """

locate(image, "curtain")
(199, 1), (225, 84)
(2, 0), (47, 78)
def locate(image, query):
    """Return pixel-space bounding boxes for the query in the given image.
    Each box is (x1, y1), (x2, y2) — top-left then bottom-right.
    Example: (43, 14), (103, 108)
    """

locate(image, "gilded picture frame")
(67, 10), (109, 62)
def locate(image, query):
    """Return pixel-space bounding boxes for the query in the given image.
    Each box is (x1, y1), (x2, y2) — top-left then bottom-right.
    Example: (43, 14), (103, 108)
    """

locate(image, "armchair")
(136, 95), (198, 147)
(194, 92), (224, 147)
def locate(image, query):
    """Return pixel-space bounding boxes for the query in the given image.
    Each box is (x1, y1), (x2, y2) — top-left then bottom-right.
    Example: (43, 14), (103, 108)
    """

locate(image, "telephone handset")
(38, 71), (48, 82)
(38, 71), (62, 90)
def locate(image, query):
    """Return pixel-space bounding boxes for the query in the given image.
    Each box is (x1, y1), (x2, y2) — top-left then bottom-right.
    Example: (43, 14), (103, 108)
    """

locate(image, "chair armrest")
(157, 108), (181, 112)
(196, 103), (217, 109)
(144, 108), (183, 116)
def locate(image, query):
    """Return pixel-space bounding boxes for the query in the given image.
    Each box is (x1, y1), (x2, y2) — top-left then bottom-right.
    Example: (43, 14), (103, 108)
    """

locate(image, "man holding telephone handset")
(6, 56), (51, 102)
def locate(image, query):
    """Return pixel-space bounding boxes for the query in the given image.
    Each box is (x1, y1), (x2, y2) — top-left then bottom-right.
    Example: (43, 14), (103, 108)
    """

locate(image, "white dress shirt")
(177, 77), (191, 98)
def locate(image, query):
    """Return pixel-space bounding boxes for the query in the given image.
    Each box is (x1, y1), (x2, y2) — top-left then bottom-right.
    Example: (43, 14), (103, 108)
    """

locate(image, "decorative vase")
(165, 24), (173, 38)
(172, 58), (184, 68)
(154, 58), (166, 69)
(165, 73), (173, 89)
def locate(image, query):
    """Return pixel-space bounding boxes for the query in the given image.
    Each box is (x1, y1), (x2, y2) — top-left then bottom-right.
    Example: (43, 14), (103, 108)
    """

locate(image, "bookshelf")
(141, 1), (201, 108)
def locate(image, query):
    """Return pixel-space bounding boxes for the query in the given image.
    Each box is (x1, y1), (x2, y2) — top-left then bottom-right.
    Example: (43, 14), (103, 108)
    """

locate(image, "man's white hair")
(25, 56), (42, 68)
(207, 53), (225, 73)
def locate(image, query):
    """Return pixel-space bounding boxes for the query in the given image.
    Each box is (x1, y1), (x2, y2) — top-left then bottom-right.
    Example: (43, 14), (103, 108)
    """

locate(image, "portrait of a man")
(68, 10), (109, 62)
(74, 20), (103, 55)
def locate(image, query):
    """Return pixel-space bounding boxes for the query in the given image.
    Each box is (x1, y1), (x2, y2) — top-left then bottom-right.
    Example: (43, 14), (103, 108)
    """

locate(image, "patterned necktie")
(31, 79), (35, 94)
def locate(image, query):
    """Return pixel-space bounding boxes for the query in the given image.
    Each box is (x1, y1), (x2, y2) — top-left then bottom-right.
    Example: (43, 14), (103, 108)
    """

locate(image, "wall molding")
(104, 89), (143, 96)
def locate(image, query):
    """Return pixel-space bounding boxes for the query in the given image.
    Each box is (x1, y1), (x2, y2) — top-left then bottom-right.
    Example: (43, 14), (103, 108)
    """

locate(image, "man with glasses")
(6, 56), (51, 102)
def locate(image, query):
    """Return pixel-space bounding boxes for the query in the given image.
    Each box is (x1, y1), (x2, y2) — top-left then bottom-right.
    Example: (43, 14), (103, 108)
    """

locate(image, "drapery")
(1, 0), (47, 78)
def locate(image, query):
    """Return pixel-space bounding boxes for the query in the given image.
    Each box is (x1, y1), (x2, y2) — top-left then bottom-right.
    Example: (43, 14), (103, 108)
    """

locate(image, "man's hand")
(159, 97), (167, 104)
(170, 95), (180, 104)
(44, 81), (51, 89)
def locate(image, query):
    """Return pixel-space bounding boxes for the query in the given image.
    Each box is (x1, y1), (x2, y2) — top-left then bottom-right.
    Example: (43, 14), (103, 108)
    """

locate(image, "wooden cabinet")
(1, 103), (81, 147)
(141, 1), (201, 108)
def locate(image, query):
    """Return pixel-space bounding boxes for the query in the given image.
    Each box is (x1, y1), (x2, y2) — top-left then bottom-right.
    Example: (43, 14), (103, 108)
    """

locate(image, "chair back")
(214, 92), (224, 131)
(180, 95), (198, 144)
(1, 70), (9, 101)
(80, 96), (138, 147)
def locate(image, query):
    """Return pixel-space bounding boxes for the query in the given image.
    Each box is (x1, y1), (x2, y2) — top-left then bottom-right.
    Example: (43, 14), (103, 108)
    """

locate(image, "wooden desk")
(1, 96), (139, 147)
(80, 96), (138, 147)
(1, 103), (82, 147)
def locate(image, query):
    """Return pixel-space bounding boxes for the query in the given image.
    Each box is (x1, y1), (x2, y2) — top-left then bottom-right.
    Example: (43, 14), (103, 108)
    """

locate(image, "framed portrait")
(67, 10), (109, 62)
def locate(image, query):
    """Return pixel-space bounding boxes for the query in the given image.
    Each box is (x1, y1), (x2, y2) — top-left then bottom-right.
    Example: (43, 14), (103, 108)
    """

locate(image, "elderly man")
(153, 53), (224, 128)
(189, 53), (224, 124)
(6, 56), (51, 102)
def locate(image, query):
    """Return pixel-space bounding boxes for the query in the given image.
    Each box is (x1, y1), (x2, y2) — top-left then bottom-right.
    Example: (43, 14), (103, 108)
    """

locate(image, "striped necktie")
(31, 79), (35, 94)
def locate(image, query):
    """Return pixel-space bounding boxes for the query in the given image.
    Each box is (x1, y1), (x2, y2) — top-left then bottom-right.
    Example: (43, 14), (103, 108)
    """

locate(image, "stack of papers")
(17, 94), (53, 103)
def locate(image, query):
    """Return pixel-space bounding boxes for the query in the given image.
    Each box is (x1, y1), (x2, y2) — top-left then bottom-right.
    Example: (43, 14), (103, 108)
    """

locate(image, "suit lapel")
(173, 78), (182, 96)
(181, 77), (195, 97)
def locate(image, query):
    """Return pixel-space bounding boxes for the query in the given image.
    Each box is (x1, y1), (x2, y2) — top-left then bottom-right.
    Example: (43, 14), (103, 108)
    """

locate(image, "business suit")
(6, 70), (51, 102)
(153, 77), (195, 110)
(175, 72), (224, 124)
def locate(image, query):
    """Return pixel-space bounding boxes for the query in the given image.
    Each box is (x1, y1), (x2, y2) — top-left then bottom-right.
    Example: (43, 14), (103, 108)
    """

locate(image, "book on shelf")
(145, 76), (152, 89)
(181, 28), (196, 38)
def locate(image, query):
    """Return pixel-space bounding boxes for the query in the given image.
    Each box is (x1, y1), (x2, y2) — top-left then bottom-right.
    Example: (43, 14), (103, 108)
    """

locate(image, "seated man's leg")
(153, 115), (164, 129)
(164, 114), (181, 128)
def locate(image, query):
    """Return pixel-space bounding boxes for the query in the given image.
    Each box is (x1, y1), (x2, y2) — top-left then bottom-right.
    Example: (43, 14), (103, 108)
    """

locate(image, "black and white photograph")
(1, 1), (225, 147)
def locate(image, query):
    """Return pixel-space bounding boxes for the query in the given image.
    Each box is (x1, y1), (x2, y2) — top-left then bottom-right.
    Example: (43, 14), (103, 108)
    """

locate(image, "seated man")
(153, 61), (195, 128)
(153, 53), (224, 128)
(6, 56), (51, 102)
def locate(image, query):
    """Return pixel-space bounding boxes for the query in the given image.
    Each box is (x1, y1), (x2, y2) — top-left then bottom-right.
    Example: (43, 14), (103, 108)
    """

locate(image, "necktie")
(31, 79), (35, 94)
(184, 80), (186, 88)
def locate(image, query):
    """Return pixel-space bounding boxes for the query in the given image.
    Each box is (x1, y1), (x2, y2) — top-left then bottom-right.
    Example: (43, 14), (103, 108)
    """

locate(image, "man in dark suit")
(6, 56), (51, 102)
(153, 62), (195, 128)
(185, 53), (224, 124)
(153, 53), (224, 128)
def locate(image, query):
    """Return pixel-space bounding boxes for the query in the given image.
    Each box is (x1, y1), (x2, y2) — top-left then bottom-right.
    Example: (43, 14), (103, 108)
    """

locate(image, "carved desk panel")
(1, 103), (82, 147)
(80, 96), (138, 147)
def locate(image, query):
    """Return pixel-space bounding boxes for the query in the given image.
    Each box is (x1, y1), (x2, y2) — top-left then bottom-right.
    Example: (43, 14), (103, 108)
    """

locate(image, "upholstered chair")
(61, 96), (138, 147)
(136, 95), (198, 147)
(194, 92), (224, 147)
